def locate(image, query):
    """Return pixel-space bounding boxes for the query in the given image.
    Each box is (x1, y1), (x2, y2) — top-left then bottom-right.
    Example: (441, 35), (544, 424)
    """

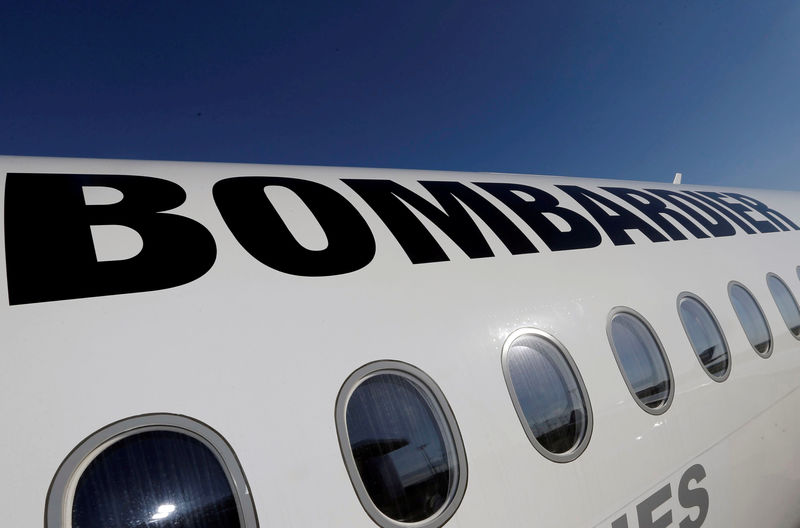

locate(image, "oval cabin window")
(729, 282), (773, 357)
(608, 309), (674, 414)
(336, 361), (467, 528)
(46, 414), (258, 528)
(73, 431), (239, 528)
(767, 273), (800, 338)
(677, 294), (731, 381)
(501, 329), (592, 462)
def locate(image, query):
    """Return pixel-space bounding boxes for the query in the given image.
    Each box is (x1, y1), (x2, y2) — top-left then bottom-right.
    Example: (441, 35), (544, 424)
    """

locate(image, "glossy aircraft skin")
(2, 156), (800, 528)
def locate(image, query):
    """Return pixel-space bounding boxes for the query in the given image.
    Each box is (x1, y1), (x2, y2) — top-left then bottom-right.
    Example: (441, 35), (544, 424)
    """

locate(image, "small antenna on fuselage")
(672, 172), (682, 185)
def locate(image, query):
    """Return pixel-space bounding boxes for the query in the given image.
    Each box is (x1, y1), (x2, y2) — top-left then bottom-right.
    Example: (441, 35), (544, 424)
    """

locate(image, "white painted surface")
(1, 156), (799, 527)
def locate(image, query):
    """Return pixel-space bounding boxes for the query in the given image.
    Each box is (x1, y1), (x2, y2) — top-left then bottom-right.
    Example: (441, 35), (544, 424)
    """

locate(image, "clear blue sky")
(2, 1), (799, 189)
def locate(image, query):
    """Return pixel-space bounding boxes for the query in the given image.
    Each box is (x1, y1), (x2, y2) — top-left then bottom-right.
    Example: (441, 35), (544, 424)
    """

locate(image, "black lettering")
(475, 182), (602, 250)
(678, 464), (709, 528)
(213, 177), (375, 276)
(725, 193), (800, 232)
(646, 189), (735, 238)
(611, 514), (629, 528)
(602, 187), (709, 240)
(344, 179), (537, 264)
(5, 173), (216, 305)
(685, 191), (757, 234)
(557, 185), (668, 245)
(637, 484), (672, 528)
(698, 191), (777, 233)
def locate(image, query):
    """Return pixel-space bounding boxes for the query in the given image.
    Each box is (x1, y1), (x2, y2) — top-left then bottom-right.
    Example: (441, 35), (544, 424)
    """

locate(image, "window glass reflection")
(346, 374), (453, 523)
(729, 284), (772, 355)
(610, 312), (671, 410)
(678, 296), (730, 379)
(505, 334), (587, 455)
(767, 274), (800, 337)
(72, 431), (239, 528)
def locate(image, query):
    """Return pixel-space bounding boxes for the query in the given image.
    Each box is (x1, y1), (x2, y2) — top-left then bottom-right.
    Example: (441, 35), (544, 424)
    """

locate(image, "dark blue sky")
(2, 1), (798, 189)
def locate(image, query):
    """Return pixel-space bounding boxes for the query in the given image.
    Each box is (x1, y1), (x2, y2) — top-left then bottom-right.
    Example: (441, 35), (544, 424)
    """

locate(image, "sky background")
(1, 1), (799, 190)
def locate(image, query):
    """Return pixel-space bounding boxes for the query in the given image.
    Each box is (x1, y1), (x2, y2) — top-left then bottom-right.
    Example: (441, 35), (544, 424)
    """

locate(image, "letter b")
(5, 173), (217, 304)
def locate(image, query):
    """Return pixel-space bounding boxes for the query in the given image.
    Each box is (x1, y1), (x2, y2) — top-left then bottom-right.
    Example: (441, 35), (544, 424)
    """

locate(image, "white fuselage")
(2, 156), (799, 527)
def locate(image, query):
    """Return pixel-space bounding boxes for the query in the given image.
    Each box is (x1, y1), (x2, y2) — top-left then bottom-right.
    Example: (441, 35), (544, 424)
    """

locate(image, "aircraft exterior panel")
(1, 156), (799, 527)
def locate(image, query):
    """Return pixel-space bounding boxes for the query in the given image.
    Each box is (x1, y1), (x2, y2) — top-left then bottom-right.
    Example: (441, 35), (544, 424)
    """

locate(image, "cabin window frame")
(676, 292), (732, 382)
(766, 272), (800, 340)
(45, 413), (259, 528)
(728, 281), (774, 358)
(335, 360), (468, 528)
(606, 307), (675, 416)
(500, 328), (593, 463)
